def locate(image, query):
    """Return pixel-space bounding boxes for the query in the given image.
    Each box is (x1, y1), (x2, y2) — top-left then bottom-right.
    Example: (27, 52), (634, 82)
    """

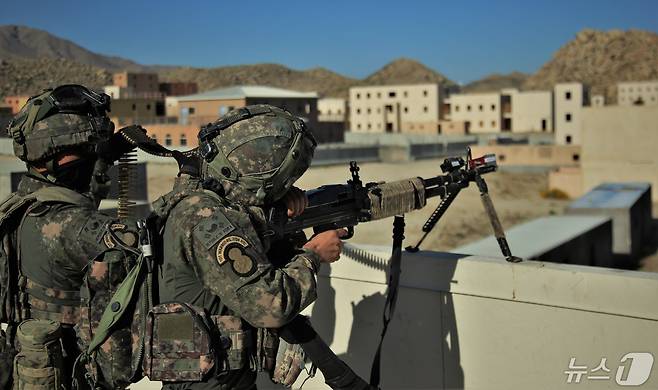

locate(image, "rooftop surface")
(176, 85), (317, 101)
(453, 215), (611, 259)
(569, 182), (651, 210)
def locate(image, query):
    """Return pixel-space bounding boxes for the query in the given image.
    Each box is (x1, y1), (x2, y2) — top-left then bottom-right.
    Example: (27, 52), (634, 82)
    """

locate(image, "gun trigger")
(343, 226), (354, 240)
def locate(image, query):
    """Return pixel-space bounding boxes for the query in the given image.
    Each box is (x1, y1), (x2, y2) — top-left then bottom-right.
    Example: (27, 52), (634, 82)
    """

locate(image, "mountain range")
(1, 25), (657, 103)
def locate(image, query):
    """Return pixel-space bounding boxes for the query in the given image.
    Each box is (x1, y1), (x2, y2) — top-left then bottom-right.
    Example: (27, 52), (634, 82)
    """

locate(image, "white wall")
(511, 90), (553, 132)
(618, 81), (658, 106)
(555, 83), (585, 145)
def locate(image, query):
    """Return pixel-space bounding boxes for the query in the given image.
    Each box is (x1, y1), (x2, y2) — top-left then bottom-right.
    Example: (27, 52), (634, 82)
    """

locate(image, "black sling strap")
(370, 215), (405, 388)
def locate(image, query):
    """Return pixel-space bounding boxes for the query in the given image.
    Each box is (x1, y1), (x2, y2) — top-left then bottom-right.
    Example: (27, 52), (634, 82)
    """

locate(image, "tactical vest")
(0, 184), (94, 389)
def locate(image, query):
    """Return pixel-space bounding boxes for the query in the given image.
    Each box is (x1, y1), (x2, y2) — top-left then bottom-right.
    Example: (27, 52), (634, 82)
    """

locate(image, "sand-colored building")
(3, 96), (30, 115)
(550, 105), (658, 201)
(112, 71), (159, 94)
(318, 98), (347, 122)
(349, 83), (444, 134)
(176, 85), (318, 128)
(470, 144), (580, 167)
(554, 82), (588, 145)
(617, 80), (658, 106)
(449, 92), (503, 133)
(508, 89), (552, 132)
(159, 82), (198, 97)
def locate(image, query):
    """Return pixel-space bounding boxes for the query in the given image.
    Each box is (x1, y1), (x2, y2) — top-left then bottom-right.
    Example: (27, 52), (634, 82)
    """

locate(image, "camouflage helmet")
(198, 104), (317, 205)
(7, 84), (113, 164)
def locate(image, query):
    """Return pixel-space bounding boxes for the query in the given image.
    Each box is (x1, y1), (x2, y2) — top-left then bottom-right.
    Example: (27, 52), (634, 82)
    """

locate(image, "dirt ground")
(147, 158), (571, 252)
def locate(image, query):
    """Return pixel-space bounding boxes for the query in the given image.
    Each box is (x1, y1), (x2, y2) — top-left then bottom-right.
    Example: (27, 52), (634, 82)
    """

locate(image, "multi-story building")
(176, 85), (318, 128)
(349, 83), (445, 134)
(617, 80), (658, 106)
(112, 71), (159, 94)
(3, 95), (30, 114)
(159, 82), (198, 97)
(450, 92), (503, 133)
(554, 82), (588, 145)
(109, 98), (165, 126)
(318, 98), (347, 122)
(508, 90), (553, 133)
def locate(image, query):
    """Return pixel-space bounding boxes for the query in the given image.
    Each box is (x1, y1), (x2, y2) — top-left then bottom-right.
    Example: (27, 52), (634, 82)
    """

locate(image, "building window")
(357, 124), (361, 130)
(455, 105), (460, 112)
(367, 93), (371, 99)
(404, 107), (408, 113)
(423, 106), (428, 113)
(367, 108), (371, 114)
(357, 108), (361, 114)
(479, 104), (483, 111)
(165, 134), (172, 146)
(377, 92), (381, 98)
(491, 104), (496, 110)
(389, 92), (396, 98)
(565, 113), (572, 122)
(410, 124), (414, 130)
(467, 105), (471, 111)
(386, 105), (393, 113)
(377, 108), (381, 113)
(403, 91), (408, 97)
(479, 121), (484, 127)
(572, 154), (580, 162)
(189, 107), (195, 114)
(146, 104), (151, 111)
(423, 90), (428, 97)
(367, 123), (372, 130)
(356, 93), (361, 99)
(565, 135), (572, 144)
(491, 120), (496, 127)
(565, 91), (572, 100)
(180, 134), (187, 147)
(132, 104), (136, 111)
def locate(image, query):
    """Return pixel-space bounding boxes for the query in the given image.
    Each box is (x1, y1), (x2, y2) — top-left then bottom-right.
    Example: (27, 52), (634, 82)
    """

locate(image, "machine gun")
(266, 148), (521, 262)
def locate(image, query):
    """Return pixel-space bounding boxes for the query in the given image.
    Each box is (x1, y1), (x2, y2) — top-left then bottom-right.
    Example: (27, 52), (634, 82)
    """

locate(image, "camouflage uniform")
(157, 105), (320, 389)
(1, 85), (139, 389)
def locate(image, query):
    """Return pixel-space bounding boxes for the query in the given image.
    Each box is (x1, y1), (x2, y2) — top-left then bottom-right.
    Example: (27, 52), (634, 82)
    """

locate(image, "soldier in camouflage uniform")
(155, 105), (348, 389)
(0, 85), (140, 389)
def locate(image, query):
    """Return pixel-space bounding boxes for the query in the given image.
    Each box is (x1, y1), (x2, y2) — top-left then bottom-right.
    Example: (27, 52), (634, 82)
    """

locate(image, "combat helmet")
(7, 84), (113, 169)
(198, 104), (317, 205)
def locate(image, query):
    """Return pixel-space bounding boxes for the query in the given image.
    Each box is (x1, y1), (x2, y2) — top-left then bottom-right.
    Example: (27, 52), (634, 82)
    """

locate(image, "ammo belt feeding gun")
(266, 148), (521, 262)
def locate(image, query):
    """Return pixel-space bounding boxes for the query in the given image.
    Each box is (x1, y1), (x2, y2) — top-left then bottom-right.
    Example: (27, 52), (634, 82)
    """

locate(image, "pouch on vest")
(12, 319), (64, 390)
(143, 302), (215, 382)
(270, 338), (306, 387)
(211, 314), (253, 372)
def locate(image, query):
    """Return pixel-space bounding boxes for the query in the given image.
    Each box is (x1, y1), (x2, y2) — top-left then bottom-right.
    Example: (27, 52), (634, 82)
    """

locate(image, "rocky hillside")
(462, 72), (529, 93)
(0, 25), (147, 72)
(159, 63), (357, 98)
(524, 29), (658, 102)
(0, 57), (111, 99)
(363, 57), (456, 87)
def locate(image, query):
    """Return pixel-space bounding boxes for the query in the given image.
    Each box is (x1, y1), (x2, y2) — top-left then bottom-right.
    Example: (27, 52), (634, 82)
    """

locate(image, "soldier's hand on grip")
(303, 229), (348, 263)
(283, 186), (308, 217)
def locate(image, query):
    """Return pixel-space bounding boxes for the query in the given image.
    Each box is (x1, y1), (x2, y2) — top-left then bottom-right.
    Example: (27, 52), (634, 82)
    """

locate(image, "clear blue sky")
(2, 0), (657, 84)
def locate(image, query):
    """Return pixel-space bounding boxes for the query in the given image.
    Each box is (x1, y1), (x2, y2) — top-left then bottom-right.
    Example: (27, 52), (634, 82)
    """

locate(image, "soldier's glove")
(173, 150), (200, 177)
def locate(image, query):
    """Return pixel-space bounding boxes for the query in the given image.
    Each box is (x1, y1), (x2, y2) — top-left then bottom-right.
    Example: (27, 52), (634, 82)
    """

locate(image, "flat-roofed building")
(318, 98), (347, 122)
(113, 71), (159, 94)
(3, 95), (30, 114)
(554, 82), (588, 145)
(109, 98), (165, 126)
(349, 83), (444, 134)
(450, 92), (503, 134)
(159, 82), (198, 97)
(508, 90), (553, 132)
(176, 85), (318, 129)
(617, 80), (658, 106)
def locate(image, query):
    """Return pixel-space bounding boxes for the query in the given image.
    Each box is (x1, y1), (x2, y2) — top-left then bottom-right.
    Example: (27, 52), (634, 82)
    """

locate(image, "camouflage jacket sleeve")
(172, 193), (321, 328)
(26, 202), (138, 274)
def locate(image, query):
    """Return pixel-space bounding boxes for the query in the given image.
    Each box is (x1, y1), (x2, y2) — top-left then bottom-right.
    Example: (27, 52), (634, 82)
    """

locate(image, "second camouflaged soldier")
(0, 85), (141, 389)
(153, 105), (349, 389)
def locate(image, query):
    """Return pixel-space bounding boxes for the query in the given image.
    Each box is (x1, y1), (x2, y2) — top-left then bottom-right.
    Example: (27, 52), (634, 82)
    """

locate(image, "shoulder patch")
(193, 211), (236, 249)
(215, 235), (256, 277)
(79, 214), (112, 243)
(103, 223), (138, 249)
